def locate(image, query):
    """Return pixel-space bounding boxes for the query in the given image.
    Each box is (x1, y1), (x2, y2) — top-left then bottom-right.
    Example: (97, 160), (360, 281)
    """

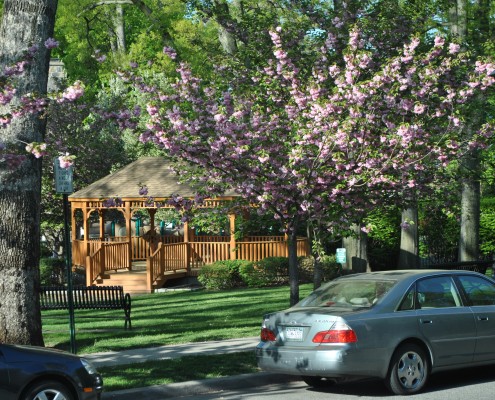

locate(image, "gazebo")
(69, 157), (309, 293)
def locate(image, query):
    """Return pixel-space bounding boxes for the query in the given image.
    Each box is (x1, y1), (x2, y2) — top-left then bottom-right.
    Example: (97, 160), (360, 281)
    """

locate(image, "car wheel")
(22, 380), (74, 400)
(386, 343), (429, 395)
(301, 376), (336, 388)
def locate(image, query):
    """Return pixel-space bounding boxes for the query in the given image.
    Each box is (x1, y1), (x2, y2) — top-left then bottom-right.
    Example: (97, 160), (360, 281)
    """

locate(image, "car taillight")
(312, 321), (357, 343)
(261, 327), (277, 342)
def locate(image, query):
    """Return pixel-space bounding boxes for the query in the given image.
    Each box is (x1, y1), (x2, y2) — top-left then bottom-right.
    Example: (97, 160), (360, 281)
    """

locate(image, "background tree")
(53, 0), (221, 92)
(41, 94), (133, 257)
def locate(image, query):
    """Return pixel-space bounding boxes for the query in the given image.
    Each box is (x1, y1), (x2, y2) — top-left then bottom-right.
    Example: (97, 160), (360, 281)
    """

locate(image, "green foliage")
(39, 257), (65, 285)
(197, 260), (249, 290)
(192, 208), (229, 235)
(419, 205), (459, 263)
(366, 208), (401, 270)
(235, 209), (285, 237)
(298, 255), (341, 282)
(198, 257), (293, 289)
(480, 197), (495, 255)
(239, 257), (289, 288)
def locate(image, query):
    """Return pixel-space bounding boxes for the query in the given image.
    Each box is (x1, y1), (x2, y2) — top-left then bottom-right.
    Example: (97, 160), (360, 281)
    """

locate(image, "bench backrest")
(40, 286), (126, 310)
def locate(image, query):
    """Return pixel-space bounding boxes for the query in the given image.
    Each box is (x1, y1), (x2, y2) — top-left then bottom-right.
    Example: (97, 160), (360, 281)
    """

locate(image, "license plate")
(285, 327), (304, 341)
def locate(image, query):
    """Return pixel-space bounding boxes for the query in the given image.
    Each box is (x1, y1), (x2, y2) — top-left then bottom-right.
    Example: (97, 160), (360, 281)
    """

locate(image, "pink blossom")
(59, 81), (84, 103)
(25, 142), (47, 158)
(448, 43), (461, 54)
(44, 37), (59, 49)
(434, 36), (445, 47)
(138, 185), (149, 196)
(163, 47), (177, 60)
(58, 153), (75, 168)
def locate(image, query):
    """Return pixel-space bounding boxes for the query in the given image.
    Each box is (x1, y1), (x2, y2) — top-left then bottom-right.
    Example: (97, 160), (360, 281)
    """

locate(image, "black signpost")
(53, 158), (76, 353)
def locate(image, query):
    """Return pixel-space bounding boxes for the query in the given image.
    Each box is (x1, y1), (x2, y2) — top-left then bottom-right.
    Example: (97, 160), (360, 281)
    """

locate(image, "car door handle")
(477, 316), (489, 321)
(420, 319), (433, 324)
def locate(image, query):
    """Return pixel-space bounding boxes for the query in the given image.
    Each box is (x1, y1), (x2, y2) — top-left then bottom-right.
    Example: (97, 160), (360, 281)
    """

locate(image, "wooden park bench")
(40, 285), (132, 329)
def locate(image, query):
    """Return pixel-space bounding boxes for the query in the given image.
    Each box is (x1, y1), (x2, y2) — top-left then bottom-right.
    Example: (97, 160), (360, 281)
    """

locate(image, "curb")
(101, 372), (300, 399)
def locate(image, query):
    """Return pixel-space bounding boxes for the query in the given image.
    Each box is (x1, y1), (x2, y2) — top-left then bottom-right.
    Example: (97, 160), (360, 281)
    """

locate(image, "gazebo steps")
(94, 269), (191, 294)
(95, 271), (149, 294)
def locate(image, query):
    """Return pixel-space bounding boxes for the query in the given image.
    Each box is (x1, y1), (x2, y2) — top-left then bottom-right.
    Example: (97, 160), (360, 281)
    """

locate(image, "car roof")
(336, 269), (487, 283)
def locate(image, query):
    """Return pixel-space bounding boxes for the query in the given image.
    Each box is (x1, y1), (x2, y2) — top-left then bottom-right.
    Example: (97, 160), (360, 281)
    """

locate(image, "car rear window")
(295, 279), (396, 308)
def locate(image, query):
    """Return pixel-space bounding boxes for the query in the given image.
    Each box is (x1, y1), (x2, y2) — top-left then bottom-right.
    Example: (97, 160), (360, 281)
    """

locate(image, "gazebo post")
(229, 213), (237, 260)
(183, 221), (191, 270)
(98, 210), (105, 240)
(125, 201), (132, 270)
(83, 206), (90, 258)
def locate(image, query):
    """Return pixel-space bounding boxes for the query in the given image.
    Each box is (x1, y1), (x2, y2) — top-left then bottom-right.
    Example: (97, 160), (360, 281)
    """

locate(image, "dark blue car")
(0, 343), (103, 400)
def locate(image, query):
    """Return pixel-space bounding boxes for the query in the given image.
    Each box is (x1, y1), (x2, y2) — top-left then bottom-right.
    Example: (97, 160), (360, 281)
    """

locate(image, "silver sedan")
(256, 269), (495, 395)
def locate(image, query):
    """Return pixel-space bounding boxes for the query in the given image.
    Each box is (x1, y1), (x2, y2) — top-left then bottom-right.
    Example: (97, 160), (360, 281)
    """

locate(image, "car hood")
(0, 344), (79, 364)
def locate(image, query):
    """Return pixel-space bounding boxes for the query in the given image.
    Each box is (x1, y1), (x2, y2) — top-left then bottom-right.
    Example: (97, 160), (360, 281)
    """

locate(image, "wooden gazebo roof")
(69, 156), (237, 201)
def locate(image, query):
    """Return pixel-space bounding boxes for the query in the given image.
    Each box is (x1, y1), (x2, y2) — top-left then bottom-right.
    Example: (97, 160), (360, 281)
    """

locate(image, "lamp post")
(54, 158), (76, 353)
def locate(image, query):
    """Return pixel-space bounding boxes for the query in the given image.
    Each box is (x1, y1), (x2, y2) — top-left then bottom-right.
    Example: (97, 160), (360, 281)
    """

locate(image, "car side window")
(398, 285), (416, 311)
(458, 275), (495, 306)
(416, 277), (461, 308)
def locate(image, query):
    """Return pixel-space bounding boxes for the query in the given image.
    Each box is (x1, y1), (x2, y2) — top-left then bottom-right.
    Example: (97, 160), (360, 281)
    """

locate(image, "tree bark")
(459, 152), (481, 261)
(287, 229), (299, 306)
(398, 207), (419, 268)
(342, 223), (369, 272)
(113, 4), (126, 52)
(0, 0), (58, 345)
(449, 0), (482, 262)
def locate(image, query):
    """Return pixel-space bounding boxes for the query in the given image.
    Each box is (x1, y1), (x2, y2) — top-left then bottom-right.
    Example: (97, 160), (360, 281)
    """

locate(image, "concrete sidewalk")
(83, 337), (299, 399)
(84, 337), (260, 368)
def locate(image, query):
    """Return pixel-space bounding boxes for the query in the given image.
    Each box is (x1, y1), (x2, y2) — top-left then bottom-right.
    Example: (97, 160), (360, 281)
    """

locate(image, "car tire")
(386, 343), (429, 395)
(21, 380), (74, 400)
(301, 376), (336, 388)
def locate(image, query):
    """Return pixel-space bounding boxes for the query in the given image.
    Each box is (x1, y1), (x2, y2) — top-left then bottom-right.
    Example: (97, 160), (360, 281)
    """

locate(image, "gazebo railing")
(147, 242), (189, 290)
(78, 236), (311, 289)
(235, 238), (308, 261)
(86, 242), (130, 285)
(190, 242), (231, 267)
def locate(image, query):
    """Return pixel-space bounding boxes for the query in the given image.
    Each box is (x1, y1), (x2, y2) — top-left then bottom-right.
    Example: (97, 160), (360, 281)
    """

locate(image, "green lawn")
(42, 284), (313, 392)
(99, 352), (259, 392)
(42, 284), (313, 354)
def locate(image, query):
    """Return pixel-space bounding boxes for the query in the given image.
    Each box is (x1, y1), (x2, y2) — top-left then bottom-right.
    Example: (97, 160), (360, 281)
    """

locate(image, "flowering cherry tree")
(122, 27), (494, 305)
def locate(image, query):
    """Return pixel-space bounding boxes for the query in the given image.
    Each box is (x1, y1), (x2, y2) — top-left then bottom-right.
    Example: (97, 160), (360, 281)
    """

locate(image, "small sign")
(54, 158), (73, 194)
(336, 248), (346, 263)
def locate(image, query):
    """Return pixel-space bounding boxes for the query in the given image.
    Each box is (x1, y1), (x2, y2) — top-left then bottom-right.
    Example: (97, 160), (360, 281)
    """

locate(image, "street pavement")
(83, 336), (299, 399)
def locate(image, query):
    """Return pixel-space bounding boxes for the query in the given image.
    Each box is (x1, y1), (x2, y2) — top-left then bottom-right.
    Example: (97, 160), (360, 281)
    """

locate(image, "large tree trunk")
(0, 0), (58, 345)
(342, 223), (369, 272)
(398, 207), (419, 268)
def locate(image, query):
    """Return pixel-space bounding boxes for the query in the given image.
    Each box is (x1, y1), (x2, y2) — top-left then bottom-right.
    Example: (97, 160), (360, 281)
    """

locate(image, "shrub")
(239, 257), (289, 287)
(198, 260), (251, 290)
(298, 255), (341, 282)
(40, 257), (66, 285)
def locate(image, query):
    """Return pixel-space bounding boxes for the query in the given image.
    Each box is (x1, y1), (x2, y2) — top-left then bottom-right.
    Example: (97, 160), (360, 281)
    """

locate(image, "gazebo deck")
(73, 235), (309, 293)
